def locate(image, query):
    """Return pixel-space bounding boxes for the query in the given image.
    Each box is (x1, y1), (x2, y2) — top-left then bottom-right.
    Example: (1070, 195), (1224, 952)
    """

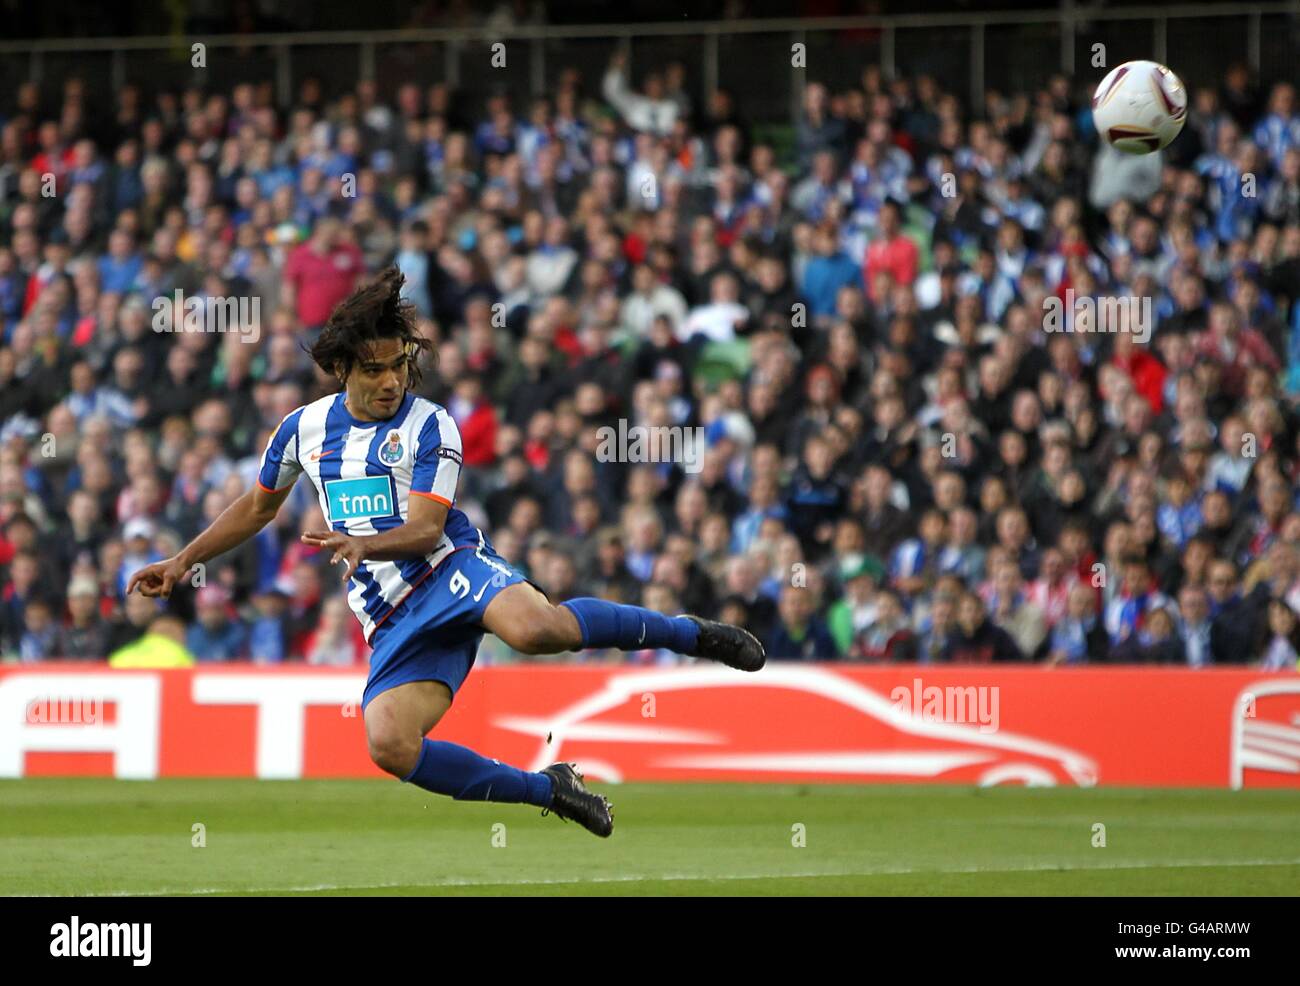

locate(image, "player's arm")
(128, 483), (294, 599)
(301, 493), (449, 582)
(131, 409), (306, 599)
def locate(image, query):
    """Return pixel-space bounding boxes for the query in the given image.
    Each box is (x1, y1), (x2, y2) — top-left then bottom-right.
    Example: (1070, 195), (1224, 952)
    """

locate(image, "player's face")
(345, 338), (409, 421)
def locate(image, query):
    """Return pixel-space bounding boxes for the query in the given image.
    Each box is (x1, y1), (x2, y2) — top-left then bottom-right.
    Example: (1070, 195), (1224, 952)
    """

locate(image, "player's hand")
(127, 556), (192, 599)
(301, 529), (365, 582)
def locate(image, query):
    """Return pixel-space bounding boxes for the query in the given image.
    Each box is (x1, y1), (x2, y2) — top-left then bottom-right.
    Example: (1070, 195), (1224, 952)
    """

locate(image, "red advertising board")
(2, 663), (1298, 788)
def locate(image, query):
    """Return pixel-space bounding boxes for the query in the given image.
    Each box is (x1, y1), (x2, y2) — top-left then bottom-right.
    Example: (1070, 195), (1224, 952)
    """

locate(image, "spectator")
(18, 597), (58, 661)
(304, 597), (366, 666)
(281, 216), (364, 331)
(1109, 606), (1187, 665)
(108, 615), (195, 668)
(1046, 582), (1109, 665)
(1258, 598), (1300, 670)
(1209, 560), (1269, 663)
(679, 270), (749, 343)
(947, 590), (1024, 663)
(854, 588), (917, 662)
(863, 200), (919, 304)
(447, 373), (498, 470)
(587, 527), (643, 605)
(766, 584), (837, 661)
(731, 475), (788, 555)
(56, 576), (110, 660)
(988, 559), (1049, 658)
(1104, 555), (1172, 646)
(248, 588), (291, 663)
(623, 263), (687, 337)
(800, 222), (860, 321)
(1176, 584), (1215, 667)
(601, 52), (678, 137)
(284, 560), (324, 655)
(186, 586), (248, 662)
(1026, 547), (1077, 629)
(890, 508), (947, 599)
(784, 431), (846, 554)
(105, 589), (161, 655)
(859, 464), (912, 560)
(1, 551), (46, 658)
(720, 554), (776, 642)
(916, 590), (961, 664)
(825, 553), (884, 656)
(117, 517), (162, 597)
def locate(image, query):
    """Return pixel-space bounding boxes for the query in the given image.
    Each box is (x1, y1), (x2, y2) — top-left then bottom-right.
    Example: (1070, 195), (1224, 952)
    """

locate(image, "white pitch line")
(29, 856), (1300, 897)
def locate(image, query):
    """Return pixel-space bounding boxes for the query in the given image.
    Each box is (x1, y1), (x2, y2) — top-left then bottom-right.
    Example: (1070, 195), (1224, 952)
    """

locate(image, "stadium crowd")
(1, 46), (1300, 669)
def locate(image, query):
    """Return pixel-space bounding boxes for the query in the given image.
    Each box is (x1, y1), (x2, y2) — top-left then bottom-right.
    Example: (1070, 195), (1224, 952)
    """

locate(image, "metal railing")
(1, 3), (1297, 123)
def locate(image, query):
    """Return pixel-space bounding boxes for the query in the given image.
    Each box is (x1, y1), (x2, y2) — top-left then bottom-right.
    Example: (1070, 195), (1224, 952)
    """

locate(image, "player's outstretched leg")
(364, 680), (614, 838)
(481, 584), (766, 672)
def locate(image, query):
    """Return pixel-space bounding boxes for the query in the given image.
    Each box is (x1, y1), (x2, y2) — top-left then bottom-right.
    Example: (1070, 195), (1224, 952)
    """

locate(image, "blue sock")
(560, 597), (700, 652)
(402, 739), (553, 806)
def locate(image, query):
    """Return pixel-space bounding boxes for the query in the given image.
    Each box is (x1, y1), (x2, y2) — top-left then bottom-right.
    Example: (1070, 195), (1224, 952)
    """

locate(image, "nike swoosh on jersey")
(473, 580), (490, 602)
(309, 448), (338, 461)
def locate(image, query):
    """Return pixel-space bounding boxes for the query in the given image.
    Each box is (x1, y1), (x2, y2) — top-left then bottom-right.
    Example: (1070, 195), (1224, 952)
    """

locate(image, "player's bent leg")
(538, 762), (614, 838)
(362, 679), (615, 835)
(364, 680), (453, 778)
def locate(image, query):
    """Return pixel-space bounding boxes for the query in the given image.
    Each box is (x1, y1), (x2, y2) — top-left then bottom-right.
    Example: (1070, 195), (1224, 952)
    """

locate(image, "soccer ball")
(1091, 60), (1187, 154)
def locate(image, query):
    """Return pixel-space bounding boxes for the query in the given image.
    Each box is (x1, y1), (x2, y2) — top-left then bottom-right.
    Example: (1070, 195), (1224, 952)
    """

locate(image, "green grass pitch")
(3, 779), (1298, 895)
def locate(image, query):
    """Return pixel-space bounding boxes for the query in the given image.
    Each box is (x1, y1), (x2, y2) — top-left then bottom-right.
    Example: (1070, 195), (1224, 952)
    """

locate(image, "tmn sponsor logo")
(152, 289), (260, 343)
(889, 677), (1000, 734)
(50, 916), (151, 966)
(324, 476), (398, 523)
(1042, 289), (1152, 344)
(595, 420), (705, 474)
(25, 696), (102, 724)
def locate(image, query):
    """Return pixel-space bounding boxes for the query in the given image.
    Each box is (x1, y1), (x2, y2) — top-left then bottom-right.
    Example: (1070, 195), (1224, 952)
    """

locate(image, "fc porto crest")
(379, 429), (405, 465)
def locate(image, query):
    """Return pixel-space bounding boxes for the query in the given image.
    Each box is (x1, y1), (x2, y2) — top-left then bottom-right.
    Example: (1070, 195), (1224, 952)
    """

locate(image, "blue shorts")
(362, 541), (528, 710)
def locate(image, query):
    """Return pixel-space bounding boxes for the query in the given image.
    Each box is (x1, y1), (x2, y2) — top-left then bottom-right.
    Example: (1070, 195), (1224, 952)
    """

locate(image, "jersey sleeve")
(256, 408), (304, 493)
(411, 408), (462, 507)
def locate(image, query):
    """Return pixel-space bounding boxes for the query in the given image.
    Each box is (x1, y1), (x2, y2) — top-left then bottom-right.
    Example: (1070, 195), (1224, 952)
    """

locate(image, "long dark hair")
(307, 266), (434, 389)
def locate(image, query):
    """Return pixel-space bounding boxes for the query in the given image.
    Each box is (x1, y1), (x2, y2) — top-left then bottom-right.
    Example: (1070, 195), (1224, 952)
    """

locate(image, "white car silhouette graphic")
(494, 666), (1099, 787)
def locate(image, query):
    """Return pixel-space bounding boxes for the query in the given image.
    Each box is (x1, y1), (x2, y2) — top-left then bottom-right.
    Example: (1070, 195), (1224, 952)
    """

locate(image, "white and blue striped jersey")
(257, 390), (481, 642)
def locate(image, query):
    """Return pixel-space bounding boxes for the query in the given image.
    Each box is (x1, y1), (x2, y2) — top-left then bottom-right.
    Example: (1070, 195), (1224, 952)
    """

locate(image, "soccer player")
(127, 268), (765, 838)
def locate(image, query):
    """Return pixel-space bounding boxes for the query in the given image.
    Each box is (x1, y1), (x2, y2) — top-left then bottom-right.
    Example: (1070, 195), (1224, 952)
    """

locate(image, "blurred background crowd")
(1, 19), (1300, 669)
